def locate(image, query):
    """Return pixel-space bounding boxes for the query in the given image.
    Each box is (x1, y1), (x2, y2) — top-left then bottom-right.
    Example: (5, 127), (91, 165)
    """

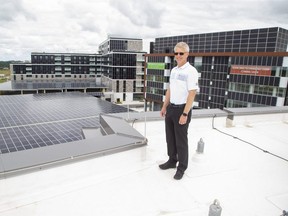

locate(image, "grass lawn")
(0, 69), (10, 83)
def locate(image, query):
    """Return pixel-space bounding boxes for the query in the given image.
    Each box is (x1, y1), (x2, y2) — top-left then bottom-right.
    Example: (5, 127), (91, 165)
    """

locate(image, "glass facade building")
(98, 37), (146, 102)
(145, 27), (288, 110)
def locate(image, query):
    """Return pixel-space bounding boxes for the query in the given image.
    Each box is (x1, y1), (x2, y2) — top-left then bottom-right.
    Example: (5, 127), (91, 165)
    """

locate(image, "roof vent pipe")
(192, 138), (206, 163)
(197, 138), (204, 154)
(208, 199), (222, 216)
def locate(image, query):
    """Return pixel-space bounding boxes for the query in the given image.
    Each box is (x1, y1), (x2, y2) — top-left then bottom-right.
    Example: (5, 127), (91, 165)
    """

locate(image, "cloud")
(266, 0), (288, 24)
(0, 0), (35, 24)
(156, 0), (288, 36)
(0, 0), (288, 61)
(62, 1), (104, 33)
(78, 14), (101, 33)
(109, 0), (165, 28)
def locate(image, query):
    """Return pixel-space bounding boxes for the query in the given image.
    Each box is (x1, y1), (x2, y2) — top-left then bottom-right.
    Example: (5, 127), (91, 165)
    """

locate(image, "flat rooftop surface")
(0, 110), (288, 215)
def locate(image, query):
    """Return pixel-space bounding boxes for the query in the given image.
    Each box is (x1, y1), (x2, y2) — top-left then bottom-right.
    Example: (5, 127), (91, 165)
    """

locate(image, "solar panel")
(0, 92), (129, 154)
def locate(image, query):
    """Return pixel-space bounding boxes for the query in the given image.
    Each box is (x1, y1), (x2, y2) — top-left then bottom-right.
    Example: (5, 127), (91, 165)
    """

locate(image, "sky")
(0, 0), (288, 61)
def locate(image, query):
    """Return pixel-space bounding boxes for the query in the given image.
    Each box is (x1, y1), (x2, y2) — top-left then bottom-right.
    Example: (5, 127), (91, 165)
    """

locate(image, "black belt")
(169, 103), (186, 108)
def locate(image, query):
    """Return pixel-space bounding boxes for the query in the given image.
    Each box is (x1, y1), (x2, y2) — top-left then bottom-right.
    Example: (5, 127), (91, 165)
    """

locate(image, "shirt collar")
(176, 62), (189, 69)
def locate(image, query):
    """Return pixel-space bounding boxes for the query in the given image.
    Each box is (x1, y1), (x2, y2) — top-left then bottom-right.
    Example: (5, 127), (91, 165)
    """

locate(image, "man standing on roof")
(159, 42), (199, 180)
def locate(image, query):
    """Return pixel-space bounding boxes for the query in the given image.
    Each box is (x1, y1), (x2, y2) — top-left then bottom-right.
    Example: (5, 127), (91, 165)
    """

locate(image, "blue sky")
(0, 0), (287, 61)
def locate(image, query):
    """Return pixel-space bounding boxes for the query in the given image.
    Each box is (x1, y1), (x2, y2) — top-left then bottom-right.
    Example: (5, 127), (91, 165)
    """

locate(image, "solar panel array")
(0, 92), (129, 154)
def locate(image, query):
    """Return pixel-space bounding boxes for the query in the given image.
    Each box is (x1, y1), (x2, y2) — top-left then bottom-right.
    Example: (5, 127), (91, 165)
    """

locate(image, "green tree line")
(0, 61), (23, 68)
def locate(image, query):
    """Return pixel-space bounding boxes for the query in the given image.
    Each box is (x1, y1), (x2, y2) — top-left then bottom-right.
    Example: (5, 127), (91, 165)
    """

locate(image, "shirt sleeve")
(187, 66), (199, 91)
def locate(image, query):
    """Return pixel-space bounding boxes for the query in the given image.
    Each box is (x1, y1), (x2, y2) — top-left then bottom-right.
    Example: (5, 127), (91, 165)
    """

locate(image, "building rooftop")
(0, 100), (287, 215)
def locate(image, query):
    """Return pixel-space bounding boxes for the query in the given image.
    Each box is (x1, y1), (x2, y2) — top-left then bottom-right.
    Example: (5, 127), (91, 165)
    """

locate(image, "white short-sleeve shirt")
(169, 62), (199, 105)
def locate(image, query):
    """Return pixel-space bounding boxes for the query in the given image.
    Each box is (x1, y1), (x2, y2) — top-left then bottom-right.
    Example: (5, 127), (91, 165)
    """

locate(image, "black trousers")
(165, 104), (192, 172)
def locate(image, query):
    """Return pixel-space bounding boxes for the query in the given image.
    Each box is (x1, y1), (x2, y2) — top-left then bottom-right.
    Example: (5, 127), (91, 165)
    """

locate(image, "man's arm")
(160, 88), (171, 117)
(179, 89), (196, 124)
(183, 89), (197, 114)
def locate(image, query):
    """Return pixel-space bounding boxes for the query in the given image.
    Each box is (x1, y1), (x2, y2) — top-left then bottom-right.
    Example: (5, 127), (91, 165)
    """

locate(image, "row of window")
(198, 96), (224, 109)
(147, 56), (165, 62)
(110, 40), (127, 51)
(154, 28), (288, 54)
(231, 56), (284, 67)
(226, 99), (270, 108)
(146, 81), (164, 89)
(145, 93), (163, 103)
(155, 27), (283, 41)
(112, 54), (136, 66)
(146, 87), (166, 96)
(32, 55), (98, 64)
(115, 80), (139, 93)
(14, 70), (96, 74)
(155, 47), (279, 53)
(230, 75), (280, 86)
(229, 82), (286, 97)
(146, 75), (169, 83)
(14, 74), (95, 80)
(228, 92), (277, 106)
(198, 93), (277, 108)
(147, 69), (165, 76)
(156, 38), (278, 47)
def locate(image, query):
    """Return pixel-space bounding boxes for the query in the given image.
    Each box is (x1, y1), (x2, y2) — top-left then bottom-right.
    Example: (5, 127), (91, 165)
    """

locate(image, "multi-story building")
(145, 27), (288, 110)
(10, 53), (103, 94)
(10, 37), (146, 101)
(99, 36), (146, 102)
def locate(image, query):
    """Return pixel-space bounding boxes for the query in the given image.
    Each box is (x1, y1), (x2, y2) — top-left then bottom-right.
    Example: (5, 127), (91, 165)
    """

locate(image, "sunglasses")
(174, 52), (185, 56)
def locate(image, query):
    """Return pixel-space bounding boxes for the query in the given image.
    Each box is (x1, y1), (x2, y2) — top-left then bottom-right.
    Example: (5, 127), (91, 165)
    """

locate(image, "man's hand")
(160, 108), (166, 117)
(179, 114), (187, 125)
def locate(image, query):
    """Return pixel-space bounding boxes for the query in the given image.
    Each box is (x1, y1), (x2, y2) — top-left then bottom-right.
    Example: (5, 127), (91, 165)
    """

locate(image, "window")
(116, 81), (119, 92)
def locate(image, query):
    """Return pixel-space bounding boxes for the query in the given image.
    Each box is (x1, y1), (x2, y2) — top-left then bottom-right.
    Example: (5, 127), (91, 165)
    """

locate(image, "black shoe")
(159, 161), (176, 170)
(174, 170), (184, 180)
